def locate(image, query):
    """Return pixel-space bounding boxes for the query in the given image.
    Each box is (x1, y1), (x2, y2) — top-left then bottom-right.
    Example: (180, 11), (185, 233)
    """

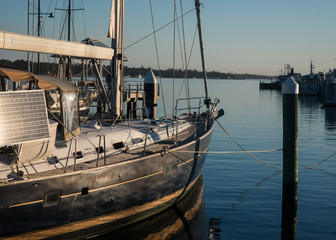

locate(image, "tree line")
(0, 59), (270, 80)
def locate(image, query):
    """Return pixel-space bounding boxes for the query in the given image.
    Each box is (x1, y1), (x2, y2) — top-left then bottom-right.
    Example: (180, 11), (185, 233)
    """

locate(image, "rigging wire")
(148, 0), (167, 121)
(29, 0), (36, 68)
(172, 0), (176, 119)
(216, 120), (282, 170)
(174, 149), (282, 154)
(71, 11), (77, 41)
(179, 0), (191, 114)
(102, 65), (112, 76)
(80, 0), (87, 38)
(52, 0), (58, 39)
(41, 0), (55, 72)
(124, 7), (196, 50)
(41, 0), (54, 34)
(175, 24), (198, 105)
(59, 11), (67, 40)
(28, 1), (38, 11)
(304, 151), (336, 169)
(175, 5), (185, 71)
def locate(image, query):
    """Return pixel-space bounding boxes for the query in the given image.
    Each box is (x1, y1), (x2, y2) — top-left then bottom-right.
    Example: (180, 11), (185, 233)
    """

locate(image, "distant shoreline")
(0, 59), (271, 80)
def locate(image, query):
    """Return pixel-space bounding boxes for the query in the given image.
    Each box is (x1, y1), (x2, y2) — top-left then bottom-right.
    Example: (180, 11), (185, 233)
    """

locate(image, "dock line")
(173, 149), (282, 154)
(216, 120), (282, 170)
(304, 151), (336, 169)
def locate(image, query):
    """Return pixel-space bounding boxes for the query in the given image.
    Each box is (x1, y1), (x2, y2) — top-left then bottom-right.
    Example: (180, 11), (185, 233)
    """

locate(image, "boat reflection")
(89, 176), (206, 239)
(298, 95), (321, 110)
(324, 107), (336, 134)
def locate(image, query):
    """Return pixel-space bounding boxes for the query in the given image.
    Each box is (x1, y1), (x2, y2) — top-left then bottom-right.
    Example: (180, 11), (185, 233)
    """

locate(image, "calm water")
(154, 78), (336, 239)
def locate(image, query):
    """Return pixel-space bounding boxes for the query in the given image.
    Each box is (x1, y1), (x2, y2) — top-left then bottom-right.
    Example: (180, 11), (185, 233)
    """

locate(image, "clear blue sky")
(1, 0), (336, 75)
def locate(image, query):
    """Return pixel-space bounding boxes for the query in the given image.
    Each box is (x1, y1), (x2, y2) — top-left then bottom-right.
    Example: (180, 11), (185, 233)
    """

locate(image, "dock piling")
(281, 76), (299, 240)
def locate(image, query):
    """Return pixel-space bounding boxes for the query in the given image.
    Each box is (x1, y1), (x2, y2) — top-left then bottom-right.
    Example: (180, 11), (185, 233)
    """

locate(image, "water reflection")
(90, 176), (206, 240)
(324, 107), (336, 133)
(298, 95), (321, 109)
(281, 182), (298, 240)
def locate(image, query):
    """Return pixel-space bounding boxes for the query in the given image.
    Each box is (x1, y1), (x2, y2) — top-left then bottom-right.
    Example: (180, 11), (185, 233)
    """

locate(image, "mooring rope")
(173, 149), (282, 154)
(215, 120), (282, 170)
(304, 151), (336, 169)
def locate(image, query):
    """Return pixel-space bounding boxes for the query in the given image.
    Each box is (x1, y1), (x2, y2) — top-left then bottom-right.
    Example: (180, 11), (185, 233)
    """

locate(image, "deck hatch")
(0, 90), (50, 145)
(113, 141), (124, 149)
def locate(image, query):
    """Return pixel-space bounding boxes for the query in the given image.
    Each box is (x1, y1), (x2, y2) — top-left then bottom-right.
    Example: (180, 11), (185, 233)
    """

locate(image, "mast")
(68, 0), (71, 42)
(108, 0), (124, 117)
(37, 0), (40, 74)
(54, 1), (83, 80)
(195, 0), (210, 109)
(310, 60), (314, 74)
(67, 0), (71, 80)
(27, 0), (30, 72)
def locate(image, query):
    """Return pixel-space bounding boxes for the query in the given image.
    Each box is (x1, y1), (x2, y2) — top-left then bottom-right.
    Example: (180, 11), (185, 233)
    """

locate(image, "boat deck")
(0, 116), (206, 184)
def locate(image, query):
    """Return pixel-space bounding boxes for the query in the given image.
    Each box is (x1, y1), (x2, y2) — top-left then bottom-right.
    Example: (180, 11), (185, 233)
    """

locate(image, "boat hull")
(0, 119), (214, 239)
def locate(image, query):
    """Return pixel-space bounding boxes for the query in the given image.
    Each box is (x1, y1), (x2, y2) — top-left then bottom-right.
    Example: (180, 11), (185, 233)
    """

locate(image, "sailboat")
(0, 0), (222, 238)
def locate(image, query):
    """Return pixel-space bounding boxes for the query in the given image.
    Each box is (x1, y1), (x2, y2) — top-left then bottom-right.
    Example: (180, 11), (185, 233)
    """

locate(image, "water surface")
(157, 78), (336, 239)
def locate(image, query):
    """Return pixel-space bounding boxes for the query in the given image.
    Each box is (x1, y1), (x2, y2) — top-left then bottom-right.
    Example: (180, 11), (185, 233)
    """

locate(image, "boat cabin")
(0, 67), (80, 164)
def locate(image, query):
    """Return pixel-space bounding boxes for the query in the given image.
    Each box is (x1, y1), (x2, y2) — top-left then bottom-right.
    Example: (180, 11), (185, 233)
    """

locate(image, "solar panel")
(0, 90), (50, 145)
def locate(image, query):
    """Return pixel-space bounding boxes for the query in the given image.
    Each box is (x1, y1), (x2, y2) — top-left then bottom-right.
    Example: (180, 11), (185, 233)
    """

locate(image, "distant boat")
(259, 64), (300, 90)
(297, 61), (324, 96)
(259, 78), (281, 90)
(323, 69), (336, 106)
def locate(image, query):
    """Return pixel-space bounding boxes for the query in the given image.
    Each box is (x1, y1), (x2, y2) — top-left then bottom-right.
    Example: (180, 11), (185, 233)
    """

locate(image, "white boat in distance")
(0, 0), (223, 238)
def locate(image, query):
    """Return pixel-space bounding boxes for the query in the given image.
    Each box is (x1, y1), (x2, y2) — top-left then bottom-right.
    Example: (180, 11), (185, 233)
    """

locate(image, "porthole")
(44, 190), (61, 207)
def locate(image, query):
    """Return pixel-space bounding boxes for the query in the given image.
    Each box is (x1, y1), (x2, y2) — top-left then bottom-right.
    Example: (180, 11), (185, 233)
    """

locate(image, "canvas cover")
(0, 68), (78, 93)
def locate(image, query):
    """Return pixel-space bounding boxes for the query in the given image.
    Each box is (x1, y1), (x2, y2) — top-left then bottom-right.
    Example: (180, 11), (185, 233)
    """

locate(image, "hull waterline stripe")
(5, 174), (202, 240)
(8, 146), (209, 208)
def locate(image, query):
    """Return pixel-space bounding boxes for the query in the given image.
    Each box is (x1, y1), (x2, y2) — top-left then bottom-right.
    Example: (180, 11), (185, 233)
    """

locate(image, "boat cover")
(0, 67), (78, 93)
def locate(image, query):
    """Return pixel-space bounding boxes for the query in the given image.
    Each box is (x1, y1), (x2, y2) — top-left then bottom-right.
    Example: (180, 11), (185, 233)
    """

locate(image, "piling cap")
(144, 68), (157, 84)
(282, 76), (299, 94)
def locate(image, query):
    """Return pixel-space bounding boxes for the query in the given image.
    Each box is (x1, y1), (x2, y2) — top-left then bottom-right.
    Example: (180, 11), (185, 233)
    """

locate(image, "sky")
(1, 0), (336, 76)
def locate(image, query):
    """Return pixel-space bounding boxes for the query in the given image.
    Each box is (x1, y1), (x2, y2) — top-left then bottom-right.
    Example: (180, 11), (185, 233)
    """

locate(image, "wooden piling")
(144, 69), (158, 119)
(281, 76), (299, 240)
(282, 76), (299, 185)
